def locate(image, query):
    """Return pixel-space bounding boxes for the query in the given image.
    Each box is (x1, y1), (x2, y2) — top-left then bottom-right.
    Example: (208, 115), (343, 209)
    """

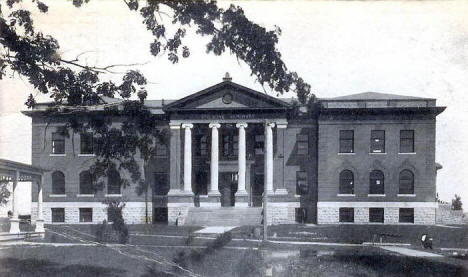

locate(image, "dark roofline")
(319, 106), (446, 116)
(163, 80), (291, 111)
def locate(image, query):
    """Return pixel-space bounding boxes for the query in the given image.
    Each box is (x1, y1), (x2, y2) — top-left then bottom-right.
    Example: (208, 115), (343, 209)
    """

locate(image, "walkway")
(380, 246), (443, 257)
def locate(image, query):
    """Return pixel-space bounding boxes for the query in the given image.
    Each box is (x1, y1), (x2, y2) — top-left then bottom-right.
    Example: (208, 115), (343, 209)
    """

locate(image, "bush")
(452, 194), (463, 211)
(95, 200), (129, 244)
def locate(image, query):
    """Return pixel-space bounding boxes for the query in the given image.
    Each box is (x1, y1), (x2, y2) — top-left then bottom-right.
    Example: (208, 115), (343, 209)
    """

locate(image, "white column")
(236, 123), (248, 195)
(9, 170), (20, 234)
(182, 123), (193, 194)
(209, 123), (221, 195)
(35, 175), (45, 233)
(264, 122), (275, 194)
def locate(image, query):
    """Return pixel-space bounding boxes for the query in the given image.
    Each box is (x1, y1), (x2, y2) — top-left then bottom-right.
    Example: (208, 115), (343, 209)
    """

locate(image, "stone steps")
(184, 207), (262, 226)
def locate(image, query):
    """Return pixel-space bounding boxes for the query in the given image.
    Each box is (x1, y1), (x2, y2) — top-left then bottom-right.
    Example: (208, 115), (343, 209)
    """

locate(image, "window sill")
(369, 152), (386, 155)
(105, 194), (123, 197)
(337, 194), (355, 197)
(397, 194), (416, 197)
(338, 153), (355, 155)
(78, 153), (95, 157)
(49, 194), (66, 198)
(49, 154), (66, 157)
(368, 194), (386, 197)
(77, 194), (94, 198)
(398, 152), (416, 155)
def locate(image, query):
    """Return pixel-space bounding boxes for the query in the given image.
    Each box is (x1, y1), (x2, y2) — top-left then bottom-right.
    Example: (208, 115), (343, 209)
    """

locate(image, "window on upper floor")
(52, 132), (65, 154)
(155, 139), (168, 157)
(51, 171), (65, 195)
(399, 170), (414, 194)
(297, 134), (309, 155)
(222, 133), (238, 158)
(107, 169), (121, 195)
(339, 170), (354, 194)
(339, 208), (354, 223)
(296, 171), (308, 195)
(339, 130), (354, 153)
(79, 171), (94, 195)
(399, 208), (414, 223)
(153, 172), (169, 196)
(370, 130), (385, 153)
(400, 130), (414, 153)
(80, 132), (94, 154)
(51, 208), (65, 223)
(195, 135), (208, 156)
(255, 135), (264, 155)
(369, 170), (384, 194)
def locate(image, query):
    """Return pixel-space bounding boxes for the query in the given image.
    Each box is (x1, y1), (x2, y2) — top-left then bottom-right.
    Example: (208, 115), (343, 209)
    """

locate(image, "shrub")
(95, 200), (129, 244)
(452, 194), (463, 211)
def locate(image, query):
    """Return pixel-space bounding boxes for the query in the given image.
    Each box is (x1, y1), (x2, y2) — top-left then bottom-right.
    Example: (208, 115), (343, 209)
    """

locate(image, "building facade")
(24, 76), (445, 225)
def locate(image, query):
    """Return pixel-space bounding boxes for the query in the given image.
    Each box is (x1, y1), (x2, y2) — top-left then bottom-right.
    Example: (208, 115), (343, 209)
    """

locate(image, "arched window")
(51, 171), (65, 194)
(369, 170), (384, 194)
(399, 170), (414, 194)
(107, 169), (121, 195)
(339, 170), (354, 194)
(79, 171), (94, 195)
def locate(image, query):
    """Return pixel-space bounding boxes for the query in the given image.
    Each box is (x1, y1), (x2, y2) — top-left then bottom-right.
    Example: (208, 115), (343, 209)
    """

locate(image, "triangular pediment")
(163, 81), (291, 111)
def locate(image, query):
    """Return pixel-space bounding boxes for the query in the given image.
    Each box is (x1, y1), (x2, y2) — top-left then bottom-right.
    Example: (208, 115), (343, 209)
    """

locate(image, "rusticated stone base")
(267, 202), (300, 225)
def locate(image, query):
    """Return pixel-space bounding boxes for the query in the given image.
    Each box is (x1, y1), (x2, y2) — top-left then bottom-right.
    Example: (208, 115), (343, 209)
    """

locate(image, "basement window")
(339, 208), (354, 223)
(79, 208), (93, 223)
(51, 208), (65, 223)
(399, 208), (414, 223)
(369, 208), (384, 223)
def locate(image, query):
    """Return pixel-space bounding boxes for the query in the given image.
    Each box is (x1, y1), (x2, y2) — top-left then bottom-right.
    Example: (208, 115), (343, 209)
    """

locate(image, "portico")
(0, 159), (47, 234)
(163, 76), (291, 211)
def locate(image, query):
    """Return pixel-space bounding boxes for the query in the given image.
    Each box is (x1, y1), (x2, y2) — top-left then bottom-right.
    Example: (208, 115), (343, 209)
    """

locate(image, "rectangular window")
(52, 132), (65, 154)
(370, 130), (385, 153)
(222, 134), (238, 158)
(400, 130), (414, 153)
(80, 133), (94, 154)
(51, 208), (65, 223)
(155, 140), (168, 156)
(399, 208), (414, 223)
(255, 135), (264, 155)
(297, 134), (309, 155)
(369, 208), (384, 223)
(296, 171), (308, 195)
(79, 208), (93, 223)
(339, 130), (354, 153)
(339, 208), (354, 223)
(153, 172), (169, 196)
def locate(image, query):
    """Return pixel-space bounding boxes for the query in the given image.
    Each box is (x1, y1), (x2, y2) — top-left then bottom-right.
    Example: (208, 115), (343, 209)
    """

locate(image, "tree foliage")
(0, 181), (11, 206)
(0, 0), (312, 192)
(452, 194), (463, 211)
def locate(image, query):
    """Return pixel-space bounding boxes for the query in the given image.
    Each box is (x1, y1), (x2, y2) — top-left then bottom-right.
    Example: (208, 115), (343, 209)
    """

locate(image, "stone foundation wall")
(317, 202), (437, 224)
(32, 202), (152, 224)
(436, 204), (466, 225)
(168, 203), (191, 225)
(267, 202), (300, 225)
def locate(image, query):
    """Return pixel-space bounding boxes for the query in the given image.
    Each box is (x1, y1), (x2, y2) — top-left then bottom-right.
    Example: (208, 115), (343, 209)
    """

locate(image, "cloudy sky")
(0, 0), (467, 205)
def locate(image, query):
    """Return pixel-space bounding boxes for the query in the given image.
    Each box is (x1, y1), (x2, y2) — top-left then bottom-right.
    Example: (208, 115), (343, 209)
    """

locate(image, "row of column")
(179, 122), (276, 195)
(9, 171), (44, 234)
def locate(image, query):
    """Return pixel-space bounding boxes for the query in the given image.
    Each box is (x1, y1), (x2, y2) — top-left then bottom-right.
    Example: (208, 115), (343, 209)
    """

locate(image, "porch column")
(35, 175), (45, 233)
(236, 123), (248, 195)
(264, 122), (275, 194)
(209, 123), (221, 195)
(9, 170), (20, 234)
(182, 123), (193, 194)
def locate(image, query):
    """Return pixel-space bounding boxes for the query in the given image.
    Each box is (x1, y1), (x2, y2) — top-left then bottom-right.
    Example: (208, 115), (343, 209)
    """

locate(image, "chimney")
(223, 72), (232, 82)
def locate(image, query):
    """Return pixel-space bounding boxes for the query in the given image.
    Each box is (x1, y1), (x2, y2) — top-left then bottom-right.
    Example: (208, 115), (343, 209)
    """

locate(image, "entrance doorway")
(251, 173), (264, 207)
(219, 172), (238, 207)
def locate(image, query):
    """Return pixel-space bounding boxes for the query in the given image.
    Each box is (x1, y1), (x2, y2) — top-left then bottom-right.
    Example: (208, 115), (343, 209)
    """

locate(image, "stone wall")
(32, 202), (152, 224)
(436, 204), (466, 225)
(317, 202), (436, 224)
(267, 202), (300, 225)
(168, 203), (191, 225)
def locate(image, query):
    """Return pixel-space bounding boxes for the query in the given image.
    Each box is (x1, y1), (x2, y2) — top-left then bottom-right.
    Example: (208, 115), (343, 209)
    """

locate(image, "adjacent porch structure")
(0, 159), (47, 234)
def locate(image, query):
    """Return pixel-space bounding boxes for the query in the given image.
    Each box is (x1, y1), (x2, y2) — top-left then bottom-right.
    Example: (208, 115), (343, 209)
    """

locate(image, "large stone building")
(23, 75), (445, 225)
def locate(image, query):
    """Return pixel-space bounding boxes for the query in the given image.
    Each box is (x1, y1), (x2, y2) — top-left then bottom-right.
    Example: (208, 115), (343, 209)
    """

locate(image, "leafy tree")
(452, 194), (463, 211)
(0, 1), (312, 199)
(0, 181), (11, 206)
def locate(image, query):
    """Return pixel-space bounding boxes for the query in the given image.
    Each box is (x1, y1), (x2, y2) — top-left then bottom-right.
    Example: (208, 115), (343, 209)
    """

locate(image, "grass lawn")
(1, 242), (467, 277)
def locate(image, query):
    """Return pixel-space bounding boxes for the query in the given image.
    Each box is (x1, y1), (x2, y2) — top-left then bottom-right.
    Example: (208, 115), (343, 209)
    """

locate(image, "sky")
(0, 0), (467, 205)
